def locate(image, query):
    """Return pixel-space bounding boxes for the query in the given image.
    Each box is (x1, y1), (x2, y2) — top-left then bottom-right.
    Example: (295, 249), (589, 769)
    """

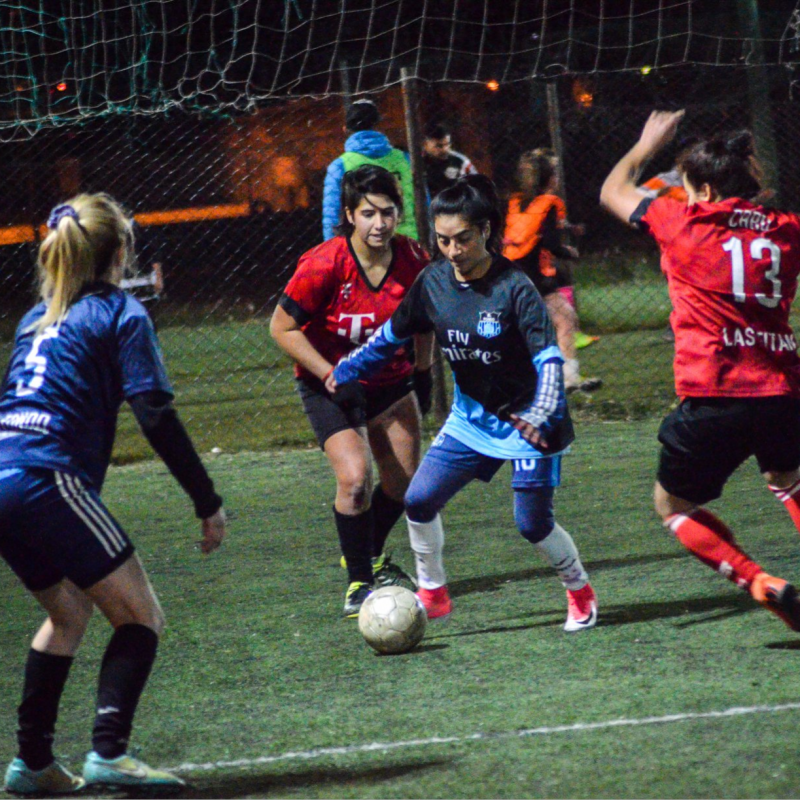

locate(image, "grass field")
(2, 419), (800, 798)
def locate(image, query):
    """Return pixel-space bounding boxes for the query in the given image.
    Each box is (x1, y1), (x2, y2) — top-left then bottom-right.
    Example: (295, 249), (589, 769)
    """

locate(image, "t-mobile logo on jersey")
(338, 313), (376, 343)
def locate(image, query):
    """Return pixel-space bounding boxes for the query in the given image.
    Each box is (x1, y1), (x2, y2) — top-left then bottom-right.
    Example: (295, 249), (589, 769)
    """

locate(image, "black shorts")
(0, 467), (134, 592)
(657, 396), (800, 505)
(297, 376), (415, 449)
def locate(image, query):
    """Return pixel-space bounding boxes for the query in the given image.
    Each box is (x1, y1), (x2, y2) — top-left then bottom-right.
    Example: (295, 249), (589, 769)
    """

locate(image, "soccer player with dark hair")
(0, 194), (226, 795)
(322, 98), (419, 241)
(271, 164), (434, 617)
(328, 174), (597, 630)
(422, 122), (478, 199)
(602, 110), (800, 631)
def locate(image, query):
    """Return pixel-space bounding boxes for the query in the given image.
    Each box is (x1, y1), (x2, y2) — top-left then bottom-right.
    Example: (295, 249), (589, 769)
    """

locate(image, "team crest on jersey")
(477, 311), (502, 338)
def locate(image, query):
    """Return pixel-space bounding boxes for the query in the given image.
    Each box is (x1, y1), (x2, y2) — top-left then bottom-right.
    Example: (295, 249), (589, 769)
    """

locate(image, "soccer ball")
(358, 585), (427, 654)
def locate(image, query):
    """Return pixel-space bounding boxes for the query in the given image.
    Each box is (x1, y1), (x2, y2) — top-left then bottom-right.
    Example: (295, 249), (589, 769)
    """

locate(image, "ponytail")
(677, 130), (763, 201)
(34, 194), (133, 333)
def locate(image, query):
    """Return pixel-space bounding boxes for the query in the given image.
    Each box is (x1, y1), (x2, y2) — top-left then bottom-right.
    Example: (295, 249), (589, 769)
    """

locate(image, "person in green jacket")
(322, 98), (419, 241)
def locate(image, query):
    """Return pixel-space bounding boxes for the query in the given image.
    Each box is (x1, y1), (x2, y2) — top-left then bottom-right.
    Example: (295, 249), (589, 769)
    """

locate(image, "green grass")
(2, 420), (800, 798)
(108, 280), (683, 463)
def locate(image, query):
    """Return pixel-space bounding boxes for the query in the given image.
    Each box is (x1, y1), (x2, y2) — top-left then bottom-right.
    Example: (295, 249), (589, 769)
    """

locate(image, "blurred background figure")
(503, 148), (601, 394)
(422, 122), (478, 198)
(322, 98), (418, 242)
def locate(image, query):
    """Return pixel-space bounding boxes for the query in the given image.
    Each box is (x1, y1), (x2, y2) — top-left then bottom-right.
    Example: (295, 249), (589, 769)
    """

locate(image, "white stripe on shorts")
(62, 473), (127, 552)
(54, 472), (126, 557)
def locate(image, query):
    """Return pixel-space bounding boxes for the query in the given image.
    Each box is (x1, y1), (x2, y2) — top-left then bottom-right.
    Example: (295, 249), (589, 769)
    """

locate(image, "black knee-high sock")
(16, 650), (73, 770)
(371, 484), (405, 558)
(334, 507), (373, 584)
(91, 624), (158, 759)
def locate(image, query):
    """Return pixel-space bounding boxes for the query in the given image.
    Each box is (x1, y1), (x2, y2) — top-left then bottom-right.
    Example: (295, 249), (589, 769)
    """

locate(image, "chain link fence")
(0, 61), (798, 454)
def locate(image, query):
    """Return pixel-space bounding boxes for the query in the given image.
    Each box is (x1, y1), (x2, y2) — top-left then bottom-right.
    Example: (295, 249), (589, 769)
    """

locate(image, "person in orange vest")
(503, 148), (601, 393)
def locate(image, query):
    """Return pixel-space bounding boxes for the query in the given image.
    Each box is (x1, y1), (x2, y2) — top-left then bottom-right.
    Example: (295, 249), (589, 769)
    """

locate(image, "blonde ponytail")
(34, 193), (133, 333)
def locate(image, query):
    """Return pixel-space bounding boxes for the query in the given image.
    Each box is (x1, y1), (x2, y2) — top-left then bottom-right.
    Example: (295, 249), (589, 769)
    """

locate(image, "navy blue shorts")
(657, 396), (800, 505)
(425, 432), (562, 489)
(0, 467), (134, 592)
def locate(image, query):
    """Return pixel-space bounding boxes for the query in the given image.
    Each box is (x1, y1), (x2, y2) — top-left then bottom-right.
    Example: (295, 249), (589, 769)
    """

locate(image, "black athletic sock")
(371, 484), (405, 558)
(16, 649), (73, 771)
(91, 624), (159, 759)
(334, 507), (374, 584)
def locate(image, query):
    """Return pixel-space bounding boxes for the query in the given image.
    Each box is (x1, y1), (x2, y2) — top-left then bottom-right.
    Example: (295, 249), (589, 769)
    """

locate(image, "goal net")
(1, 1), (798, 450)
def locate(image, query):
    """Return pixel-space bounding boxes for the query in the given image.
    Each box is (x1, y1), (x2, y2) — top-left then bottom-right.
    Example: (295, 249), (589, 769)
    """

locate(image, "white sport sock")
(535, 522), (588, 590)
(407, 514), (446, 589)
(564, 358), (580, 387)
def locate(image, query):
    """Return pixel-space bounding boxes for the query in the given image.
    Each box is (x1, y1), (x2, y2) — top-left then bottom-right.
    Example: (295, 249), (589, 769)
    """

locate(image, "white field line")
(171, 701), (800, 774)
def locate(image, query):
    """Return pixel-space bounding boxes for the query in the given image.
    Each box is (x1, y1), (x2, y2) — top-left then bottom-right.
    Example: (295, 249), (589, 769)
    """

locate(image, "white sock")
(535, 522), (588, 590)
(407, 514), (446, 589)
(564, 358), (580, 386)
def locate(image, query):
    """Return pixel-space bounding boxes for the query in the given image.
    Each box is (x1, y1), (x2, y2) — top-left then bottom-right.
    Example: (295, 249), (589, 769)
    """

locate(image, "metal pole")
(400, 67), (430, 244)
(545, 80), (568, 207)
(400, 67), (447, 423)
(735, 0), (780, 203)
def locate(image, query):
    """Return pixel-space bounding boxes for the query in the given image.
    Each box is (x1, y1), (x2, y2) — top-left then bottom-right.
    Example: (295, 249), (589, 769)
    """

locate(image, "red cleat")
(750, 573), (800, 632)
(564, 583), (598, 632)
(417, 586), (452, 621)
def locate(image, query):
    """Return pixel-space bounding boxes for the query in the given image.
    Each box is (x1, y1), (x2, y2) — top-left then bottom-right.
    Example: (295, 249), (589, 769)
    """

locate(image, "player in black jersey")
(0, 194), (226, 795)
(330, 175), (597, 630)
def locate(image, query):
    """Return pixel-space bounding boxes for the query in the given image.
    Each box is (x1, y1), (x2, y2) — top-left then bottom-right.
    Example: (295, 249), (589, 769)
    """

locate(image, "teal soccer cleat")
(4, 758), (85, 795)
(83, 751), (185, 789)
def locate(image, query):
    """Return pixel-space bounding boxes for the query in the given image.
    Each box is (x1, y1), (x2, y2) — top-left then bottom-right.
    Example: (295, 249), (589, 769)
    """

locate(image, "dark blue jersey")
(0, 283), (172, 489)
(337, 256), (573, 458)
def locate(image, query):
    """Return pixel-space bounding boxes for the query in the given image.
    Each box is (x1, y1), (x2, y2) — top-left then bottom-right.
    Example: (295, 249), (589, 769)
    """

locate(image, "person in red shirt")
(601, 109), (800, 631)
(503, 148), (601, 393)
(270, 165), (433, 617)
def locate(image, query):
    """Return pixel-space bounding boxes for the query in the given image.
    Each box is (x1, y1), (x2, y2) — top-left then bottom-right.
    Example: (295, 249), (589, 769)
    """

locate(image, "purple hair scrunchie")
(47, 204), (80, 230)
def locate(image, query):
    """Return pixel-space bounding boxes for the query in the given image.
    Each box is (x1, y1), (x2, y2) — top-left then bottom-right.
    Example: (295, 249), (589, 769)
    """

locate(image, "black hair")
(346, 98), (380, 132)
(334, 164), (404, 237)
(429, 174), (503, 254)
(677, 130), (763, 201)
(424, 122), (450, 141)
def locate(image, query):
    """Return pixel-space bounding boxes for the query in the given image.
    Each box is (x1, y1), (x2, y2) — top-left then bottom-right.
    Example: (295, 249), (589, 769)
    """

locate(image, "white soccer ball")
(358, 585), (427, 654)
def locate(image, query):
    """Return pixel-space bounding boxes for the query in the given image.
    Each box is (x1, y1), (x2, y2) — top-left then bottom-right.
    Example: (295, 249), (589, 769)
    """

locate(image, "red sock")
(665, 508), (762, 589)
(769, 479), (800, 534)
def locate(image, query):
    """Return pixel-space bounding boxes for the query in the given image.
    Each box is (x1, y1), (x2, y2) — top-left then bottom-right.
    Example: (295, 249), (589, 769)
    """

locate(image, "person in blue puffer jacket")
(322, 98), (419, 242)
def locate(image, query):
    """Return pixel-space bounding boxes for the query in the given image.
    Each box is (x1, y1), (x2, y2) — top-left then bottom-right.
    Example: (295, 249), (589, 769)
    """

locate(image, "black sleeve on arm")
(629, 197), (654, 230)
(129, 391), (223, 519)
(540, 206), (574, 259)
(277, 292), (312, 327)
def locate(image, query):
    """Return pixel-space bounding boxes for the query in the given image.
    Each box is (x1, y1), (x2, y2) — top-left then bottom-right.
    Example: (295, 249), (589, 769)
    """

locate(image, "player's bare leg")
(367, 393), (420, 587)
(4, 581), (93, 795)
(325, 427), (375, 614)
(545, 292), (601, 393)
(79, 556), (184, 789)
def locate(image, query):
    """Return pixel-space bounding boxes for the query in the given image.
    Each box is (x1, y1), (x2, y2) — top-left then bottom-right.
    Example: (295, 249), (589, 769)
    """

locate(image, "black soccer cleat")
(372, 552), (417, 589)
(343, 581), (373, 618)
